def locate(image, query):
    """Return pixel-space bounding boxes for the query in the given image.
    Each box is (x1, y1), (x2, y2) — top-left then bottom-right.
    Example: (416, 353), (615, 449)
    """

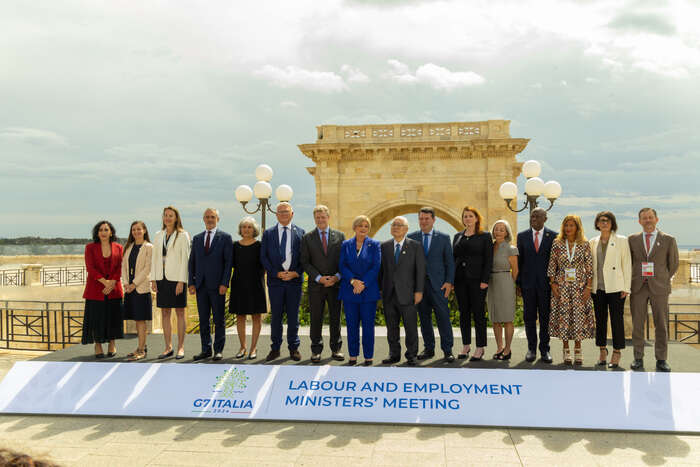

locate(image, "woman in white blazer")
(151, 206), (191, 359)
(122, 221), (153, 361)
(589, 211), (631, 368)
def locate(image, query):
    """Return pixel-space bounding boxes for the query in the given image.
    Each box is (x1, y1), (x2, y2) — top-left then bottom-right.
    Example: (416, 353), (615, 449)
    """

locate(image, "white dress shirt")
(203, 227), (217, 248)
(643, 229), (658, 256)
(393, 237), (405, 253)
(278, 223), (292, 271)
(532, 227), (544, 246)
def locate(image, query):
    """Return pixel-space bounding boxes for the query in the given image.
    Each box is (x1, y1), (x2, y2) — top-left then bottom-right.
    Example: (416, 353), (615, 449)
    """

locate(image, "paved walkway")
(2, 333), (700, 466)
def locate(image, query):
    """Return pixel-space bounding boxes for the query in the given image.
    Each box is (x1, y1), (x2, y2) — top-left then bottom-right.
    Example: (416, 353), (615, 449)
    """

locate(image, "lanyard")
(565, 240), (576, 264)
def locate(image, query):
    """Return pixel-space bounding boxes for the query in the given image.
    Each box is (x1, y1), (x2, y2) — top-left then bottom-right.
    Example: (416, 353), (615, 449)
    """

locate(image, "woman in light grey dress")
(487, 220), (519, 360)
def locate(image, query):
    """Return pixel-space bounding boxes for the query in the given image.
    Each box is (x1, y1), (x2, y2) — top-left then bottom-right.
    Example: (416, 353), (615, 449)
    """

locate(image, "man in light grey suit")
(380, 216), (426, 366)
(628, 208), (679, 372)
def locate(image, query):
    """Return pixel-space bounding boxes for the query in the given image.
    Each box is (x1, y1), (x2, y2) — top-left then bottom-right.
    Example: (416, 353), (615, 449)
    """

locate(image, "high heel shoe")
(492, 351), (503, 360)
(248, 350), (257, 360)
(498, 351), (512, 361)
(597, 348), (608, 366)
(235, 349), (247, 359)
(574, 348), (583, 366)
(608, 350), (621, 368)
(458, 346), (471, 359)
(563, 347), (572, 365)
(469, 349), (484, 362)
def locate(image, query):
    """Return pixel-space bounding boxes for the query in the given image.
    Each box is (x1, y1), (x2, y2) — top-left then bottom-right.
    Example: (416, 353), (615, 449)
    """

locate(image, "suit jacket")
(380, 238), (426, 306)
(589, 233), (631, 294)
(516, 227), (557, 289)
(83, 242), (124, 300)
(188, 230), (234, 290)
(151, 230), (191, 283)
(452, 230), (493, 283)
(260, 223), (305, 286)
(122, 242), (153, 294)
(300, 227), (346, 292)
(338, 237), (381, 303)
(628, 230), (679, 295)
(407, 230), (455, 293)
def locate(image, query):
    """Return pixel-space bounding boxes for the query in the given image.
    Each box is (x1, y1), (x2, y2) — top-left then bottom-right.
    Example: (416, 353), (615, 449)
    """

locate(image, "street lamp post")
(499, 160), (562, 214)
(235, 164), (294, 231)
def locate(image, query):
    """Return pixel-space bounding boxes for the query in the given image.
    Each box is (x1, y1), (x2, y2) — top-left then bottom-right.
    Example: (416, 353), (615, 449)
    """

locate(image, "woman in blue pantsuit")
(339, 215), (381, 366)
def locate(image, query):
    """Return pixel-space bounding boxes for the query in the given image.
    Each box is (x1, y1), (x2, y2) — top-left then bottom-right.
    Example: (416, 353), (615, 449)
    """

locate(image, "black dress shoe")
(382, 356), (400, 364)
(525, 350), (537, 362)
(363, 360), (373, 366)
(266, 349), (280, 362)
(311, 354), (321, 363)
(193, 351), (212, 361)
(541, 352), (553, 364)
(630, 358), (644, 370)
(346, 359), (357, 366)
(212, 352), (223, 361)
(290, 350), (301, 361)
(417, 350), (435, 360)
(331, 352), (345, 361)
(405, 359), (417, 366)
(444, 353), (455, 363)
(656, 360), (671, 372)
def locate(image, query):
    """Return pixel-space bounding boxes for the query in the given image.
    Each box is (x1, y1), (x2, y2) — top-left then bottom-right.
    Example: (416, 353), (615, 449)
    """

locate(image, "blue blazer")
(516, 227), (557, 289)
(338, 237), (381, 303)
(188, 230), (233, 290)
(260, 223), (305, 286)
(407, 230), (455, 293)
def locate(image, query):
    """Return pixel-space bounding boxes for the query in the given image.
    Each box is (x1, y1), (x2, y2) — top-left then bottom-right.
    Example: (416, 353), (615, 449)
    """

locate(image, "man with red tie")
(516, 208), (557, 363)
(188, 208), (233, 361)
(628, 208), (679, 372)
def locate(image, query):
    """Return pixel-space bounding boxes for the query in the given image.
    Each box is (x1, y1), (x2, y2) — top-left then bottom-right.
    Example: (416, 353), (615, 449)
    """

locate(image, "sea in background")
(1, 243), (699, 257)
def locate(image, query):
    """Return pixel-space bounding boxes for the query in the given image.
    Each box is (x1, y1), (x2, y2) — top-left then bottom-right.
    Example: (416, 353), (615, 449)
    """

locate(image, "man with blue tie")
(188, 208), (233, 361)
(408, 207), (456, 362)
(516, 207), (556, 363)
(260, 202), (305, 362)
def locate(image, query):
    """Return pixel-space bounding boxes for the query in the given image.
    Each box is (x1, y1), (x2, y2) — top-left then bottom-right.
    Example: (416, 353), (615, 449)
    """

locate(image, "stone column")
(21, 264), (42, 286)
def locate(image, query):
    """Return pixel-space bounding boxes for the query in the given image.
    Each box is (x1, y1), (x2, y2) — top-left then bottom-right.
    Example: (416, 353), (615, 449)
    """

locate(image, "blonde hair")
(490, 220), (513, 243)
(556, 214), (587, 244)
(238, 216), (260, 238)
(352, 215), (371, 230)
(313, 205), (330, 216)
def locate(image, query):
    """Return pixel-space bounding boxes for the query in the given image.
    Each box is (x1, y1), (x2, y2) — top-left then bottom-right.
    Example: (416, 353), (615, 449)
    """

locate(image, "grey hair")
(238, 216), (260, 238)
(491, 219), (513, 243)
(392, 216), (409, 228)
(204, 207), (220, 218)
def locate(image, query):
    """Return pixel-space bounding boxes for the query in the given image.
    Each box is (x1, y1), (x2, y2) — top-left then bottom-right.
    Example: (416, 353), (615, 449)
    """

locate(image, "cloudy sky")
(1, 0), (699, 245)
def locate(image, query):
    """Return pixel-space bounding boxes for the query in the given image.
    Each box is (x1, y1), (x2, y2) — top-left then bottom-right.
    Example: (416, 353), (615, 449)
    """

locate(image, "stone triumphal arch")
(298, 121), (529, 236)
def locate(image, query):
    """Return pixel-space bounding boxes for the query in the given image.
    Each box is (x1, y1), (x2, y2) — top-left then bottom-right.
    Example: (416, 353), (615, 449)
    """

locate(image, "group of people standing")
(81, 202), (678, 371)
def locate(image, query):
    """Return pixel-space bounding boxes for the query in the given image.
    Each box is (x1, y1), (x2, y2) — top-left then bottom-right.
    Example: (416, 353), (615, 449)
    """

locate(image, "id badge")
(565, 268), (576, 282)
(641, 262), (654, 277)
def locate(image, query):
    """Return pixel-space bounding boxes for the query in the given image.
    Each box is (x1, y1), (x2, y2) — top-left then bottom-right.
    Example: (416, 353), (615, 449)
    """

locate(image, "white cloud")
(384, 60), (485, 90)
(254, 65), (348, 93)
(0, 127), (67, 146)
(340, 64), (370, 83)
(280, 100), (299, 108)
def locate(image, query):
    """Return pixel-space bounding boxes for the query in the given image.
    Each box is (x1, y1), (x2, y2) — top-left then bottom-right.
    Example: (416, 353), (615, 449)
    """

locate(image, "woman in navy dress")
(338, 215), (381, 366)
(122, 220), (153, 361)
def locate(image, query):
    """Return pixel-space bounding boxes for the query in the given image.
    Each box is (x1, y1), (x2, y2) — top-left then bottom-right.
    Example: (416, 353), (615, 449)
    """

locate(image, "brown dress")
(547, 239), (595, 340)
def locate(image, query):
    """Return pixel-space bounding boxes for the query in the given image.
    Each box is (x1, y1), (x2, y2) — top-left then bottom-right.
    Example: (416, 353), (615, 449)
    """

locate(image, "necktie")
(645, 233), (651, 255)
(423, 233), (429, 256)
(394, 243), (401, 264)
(534, 231), (540, 253)
(321, 230), (328, 254)
(280, 226), (288, 262)
(205, 230), (211, 254)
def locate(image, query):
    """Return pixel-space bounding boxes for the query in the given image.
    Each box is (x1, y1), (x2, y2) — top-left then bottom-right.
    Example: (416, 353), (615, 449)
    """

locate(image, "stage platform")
(33, 330), (700, 372)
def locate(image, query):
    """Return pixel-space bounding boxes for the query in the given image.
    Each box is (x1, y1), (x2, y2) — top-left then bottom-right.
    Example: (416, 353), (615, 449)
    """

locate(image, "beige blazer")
(589, 233), (631, 294)
(628, 230), (679, 296)
(122, 242), (153, 294)
(151, 230), (191, 283)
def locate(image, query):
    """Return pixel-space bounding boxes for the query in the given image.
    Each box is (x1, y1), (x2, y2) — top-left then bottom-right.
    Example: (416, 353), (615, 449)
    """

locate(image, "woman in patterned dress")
(547, 214), (594, 365)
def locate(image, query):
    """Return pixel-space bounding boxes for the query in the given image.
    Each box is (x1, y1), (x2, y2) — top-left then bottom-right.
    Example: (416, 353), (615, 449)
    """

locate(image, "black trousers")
(593, 290), (626, 350)
(196, 287), (226, 354)
(522, 286), (551, 353)
(308, 286), (342, 355)
(384, 296), (419, 360)
(454, 278), (487, 347)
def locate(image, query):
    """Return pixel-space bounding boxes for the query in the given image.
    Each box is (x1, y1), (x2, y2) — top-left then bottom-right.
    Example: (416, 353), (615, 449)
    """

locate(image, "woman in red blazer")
(82, 220), (125, 358)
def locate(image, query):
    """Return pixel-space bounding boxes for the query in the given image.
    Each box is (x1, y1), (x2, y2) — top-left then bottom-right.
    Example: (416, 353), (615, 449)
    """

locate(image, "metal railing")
(668, 303), (700, 343)
(42, 266), (86, 287)
(0, 269), (24, 287)
(0, 300), (84, 350)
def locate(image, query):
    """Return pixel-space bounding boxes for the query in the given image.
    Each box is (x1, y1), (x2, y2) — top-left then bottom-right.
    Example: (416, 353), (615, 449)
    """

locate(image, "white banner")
(1, 361), (699, 432)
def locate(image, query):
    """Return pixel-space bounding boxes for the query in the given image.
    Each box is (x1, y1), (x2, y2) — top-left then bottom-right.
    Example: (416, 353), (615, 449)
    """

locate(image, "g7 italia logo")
(213, 367), (249, 396)
(192, 367), (253, 413)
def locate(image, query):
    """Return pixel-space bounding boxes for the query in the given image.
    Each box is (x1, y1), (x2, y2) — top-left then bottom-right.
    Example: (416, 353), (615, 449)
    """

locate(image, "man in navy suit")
(516, 207), (556, 363)
(260, 202), (305, 362)
(188, 208), (233, 361)
(408, 207), (456, 362)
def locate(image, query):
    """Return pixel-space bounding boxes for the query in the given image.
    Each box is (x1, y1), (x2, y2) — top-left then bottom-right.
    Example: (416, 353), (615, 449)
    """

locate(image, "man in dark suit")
(300, 205), (346, 363)
(629, 208), (679, 372)
(260, 202), (305, 362)
(188, 208), (233, 361)
(407, 207), (455, 362)
(380, 216), (426, 366)
(516, 207), (556, 363)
